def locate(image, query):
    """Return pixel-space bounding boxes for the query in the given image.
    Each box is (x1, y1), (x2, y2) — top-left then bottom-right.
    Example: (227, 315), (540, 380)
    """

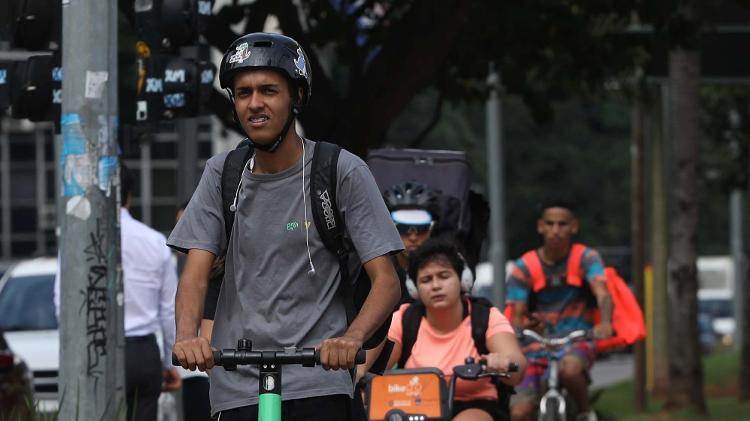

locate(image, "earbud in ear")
(457, 253), (475, 294)
(460, 266), (474, 293)
(405, 275), (419, 301)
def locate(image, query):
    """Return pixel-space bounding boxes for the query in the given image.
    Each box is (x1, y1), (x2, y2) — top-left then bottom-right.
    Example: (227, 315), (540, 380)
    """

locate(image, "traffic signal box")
(135, 0), (215, 123)
(0, 0), (215, 124)
(2, 0), (62, 123)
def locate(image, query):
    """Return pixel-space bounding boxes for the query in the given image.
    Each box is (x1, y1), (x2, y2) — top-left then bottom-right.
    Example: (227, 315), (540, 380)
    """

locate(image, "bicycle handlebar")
(172, 347), (366, 368)
(519, 329), (591, 348)
(447, 357), (520, 413)
(452, 358), (520, 381)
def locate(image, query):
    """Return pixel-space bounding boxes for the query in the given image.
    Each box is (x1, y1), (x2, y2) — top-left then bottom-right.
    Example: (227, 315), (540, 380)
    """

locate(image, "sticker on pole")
(85, 71), (109, 99)
(98, 156), (118, 196)
(66, 195), (91, 220)
(61, 113), (94, 197)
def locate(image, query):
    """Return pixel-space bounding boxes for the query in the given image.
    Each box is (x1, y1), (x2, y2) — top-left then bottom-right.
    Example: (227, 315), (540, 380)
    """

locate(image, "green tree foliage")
(385, 89), (632, 262)
(701, 85), (750, 191)
(117, 0), (646, 156)
(696, 86), (750, 254)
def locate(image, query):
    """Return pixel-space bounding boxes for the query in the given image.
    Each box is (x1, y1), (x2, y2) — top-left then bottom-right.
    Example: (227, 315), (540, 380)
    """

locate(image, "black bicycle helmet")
(383, 182), (439, 211)
(219, 32), (311, 106)
(218, 32), (312, 152)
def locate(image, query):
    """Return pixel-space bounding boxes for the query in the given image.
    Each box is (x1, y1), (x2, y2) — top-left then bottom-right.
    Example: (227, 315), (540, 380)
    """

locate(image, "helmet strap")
(253, 106), (296, 153)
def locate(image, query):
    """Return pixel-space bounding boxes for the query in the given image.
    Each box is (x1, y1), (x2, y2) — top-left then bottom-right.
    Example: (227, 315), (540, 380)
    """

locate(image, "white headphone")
(405, 253), (474, 301)
(229, 137), (317, 277)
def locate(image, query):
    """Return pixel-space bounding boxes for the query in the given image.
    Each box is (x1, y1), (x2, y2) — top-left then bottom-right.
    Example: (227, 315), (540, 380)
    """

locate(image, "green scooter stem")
(259, 393), (282, 421)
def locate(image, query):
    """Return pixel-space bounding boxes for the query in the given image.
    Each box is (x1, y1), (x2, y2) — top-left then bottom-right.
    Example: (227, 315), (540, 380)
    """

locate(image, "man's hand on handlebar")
(318, 334), (364, 371)
(593, 322), (613, 339)
(522, 312), (545, 334)
(173, 336), (215, 371)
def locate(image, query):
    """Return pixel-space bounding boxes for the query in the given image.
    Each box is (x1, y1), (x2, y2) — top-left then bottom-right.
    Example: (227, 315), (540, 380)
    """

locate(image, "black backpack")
(202, 140), (390, 352)
(365, 148), (490, 271)
(398, 296), (514, 408)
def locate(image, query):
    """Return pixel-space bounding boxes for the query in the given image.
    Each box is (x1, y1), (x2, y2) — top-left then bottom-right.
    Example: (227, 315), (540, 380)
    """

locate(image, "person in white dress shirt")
(55, 164), (181, 421)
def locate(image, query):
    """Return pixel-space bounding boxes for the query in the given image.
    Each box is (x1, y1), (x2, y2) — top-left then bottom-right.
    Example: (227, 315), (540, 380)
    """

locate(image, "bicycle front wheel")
(538, 397), (563, 421)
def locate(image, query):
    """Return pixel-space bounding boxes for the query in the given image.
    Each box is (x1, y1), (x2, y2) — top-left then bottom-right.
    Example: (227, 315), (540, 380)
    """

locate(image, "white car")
(0, 257), (200, 418)
(0, 257), (59, 413)
(698, 289), (735, 345)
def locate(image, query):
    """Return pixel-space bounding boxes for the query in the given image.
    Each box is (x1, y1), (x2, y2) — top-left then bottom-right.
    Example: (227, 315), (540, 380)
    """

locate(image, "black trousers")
(182, 376), (211, 421)
(125, 334), (162, 421)
(351, 383), (367, 421)
(217, 394), (351, 421)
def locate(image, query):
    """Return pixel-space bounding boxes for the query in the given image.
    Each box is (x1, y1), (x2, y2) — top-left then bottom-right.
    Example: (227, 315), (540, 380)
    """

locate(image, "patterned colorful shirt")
(506, 246), (606, 336)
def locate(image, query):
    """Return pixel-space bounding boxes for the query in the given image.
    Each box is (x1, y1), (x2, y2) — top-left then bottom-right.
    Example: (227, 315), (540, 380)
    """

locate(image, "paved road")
(591, 353), (634, 388)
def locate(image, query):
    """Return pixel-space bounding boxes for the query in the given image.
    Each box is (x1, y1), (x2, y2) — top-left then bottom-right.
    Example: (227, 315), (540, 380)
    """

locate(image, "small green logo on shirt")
(287, 220), (300, 231)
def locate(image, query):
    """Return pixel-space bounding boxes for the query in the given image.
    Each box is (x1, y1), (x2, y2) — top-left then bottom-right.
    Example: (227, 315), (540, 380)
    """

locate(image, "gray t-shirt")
(167, 139), (403, 414)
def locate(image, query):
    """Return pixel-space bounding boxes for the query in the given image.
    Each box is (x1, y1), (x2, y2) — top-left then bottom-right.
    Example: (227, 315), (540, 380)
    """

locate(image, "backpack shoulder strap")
(310, 141), (344, 253)
(209, 142), (252, 323)
(468, 296), (517, 404)
(522, 244), (587, 291)
(521, 250), (546, 292)
(309, 142), (356, 323)
(565, 243), (587, 287)
(398, 303), (426, 368)
(221, 143), (253, 245)
(468, 296), (493, 355)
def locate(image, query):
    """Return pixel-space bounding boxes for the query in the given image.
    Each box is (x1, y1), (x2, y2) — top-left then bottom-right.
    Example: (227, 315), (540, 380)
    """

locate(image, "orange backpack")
(504, 244), (646, 352)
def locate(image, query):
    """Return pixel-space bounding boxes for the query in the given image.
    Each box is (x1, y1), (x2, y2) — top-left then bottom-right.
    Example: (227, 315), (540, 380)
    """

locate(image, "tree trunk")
(650, 84), (670, 397)
(665, 48), (707, 414)
(631, 80), (647, 412)
(741, 249), (750, 400)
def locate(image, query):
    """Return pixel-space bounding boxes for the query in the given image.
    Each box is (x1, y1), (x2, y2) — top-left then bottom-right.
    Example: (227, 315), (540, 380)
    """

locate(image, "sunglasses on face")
(396, 222), (433, 235)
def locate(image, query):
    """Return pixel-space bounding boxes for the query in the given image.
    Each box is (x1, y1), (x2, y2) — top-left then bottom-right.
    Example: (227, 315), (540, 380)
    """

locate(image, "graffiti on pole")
(82, 218), (108, 380)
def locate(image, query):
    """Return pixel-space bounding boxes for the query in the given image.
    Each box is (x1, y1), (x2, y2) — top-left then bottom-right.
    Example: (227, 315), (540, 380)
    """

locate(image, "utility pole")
(730, 190), (744, 346)
(59, 0), (124, 419)
(176, 46), (199, 205)
(486, 62), (506, 308)
(177, 118), (198, 204)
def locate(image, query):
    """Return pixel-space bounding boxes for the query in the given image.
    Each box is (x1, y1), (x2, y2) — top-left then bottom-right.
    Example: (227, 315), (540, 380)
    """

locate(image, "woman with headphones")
(385, 238), (527, 421)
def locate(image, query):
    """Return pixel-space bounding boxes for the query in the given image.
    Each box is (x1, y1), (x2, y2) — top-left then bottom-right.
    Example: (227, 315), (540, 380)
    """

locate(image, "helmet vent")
(253, 41), (273, 48)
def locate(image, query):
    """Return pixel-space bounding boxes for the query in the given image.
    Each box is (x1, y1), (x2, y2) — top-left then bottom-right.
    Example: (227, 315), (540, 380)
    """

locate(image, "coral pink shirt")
(388, 302), (514, 401)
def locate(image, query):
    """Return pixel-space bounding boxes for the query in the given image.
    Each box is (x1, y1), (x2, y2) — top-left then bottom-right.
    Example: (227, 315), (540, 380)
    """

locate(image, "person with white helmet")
(383, 181), (441, 304)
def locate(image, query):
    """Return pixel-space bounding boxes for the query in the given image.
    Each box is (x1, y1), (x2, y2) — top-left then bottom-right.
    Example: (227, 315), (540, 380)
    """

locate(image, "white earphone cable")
(229, 153), (255, 212)
(301, 138), (316, 276)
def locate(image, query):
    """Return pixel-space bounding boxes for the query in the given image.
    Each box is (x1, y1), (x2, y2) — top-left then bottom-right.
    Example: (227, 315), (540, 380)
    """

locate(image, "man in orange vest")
(507, 196), (613, 421)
